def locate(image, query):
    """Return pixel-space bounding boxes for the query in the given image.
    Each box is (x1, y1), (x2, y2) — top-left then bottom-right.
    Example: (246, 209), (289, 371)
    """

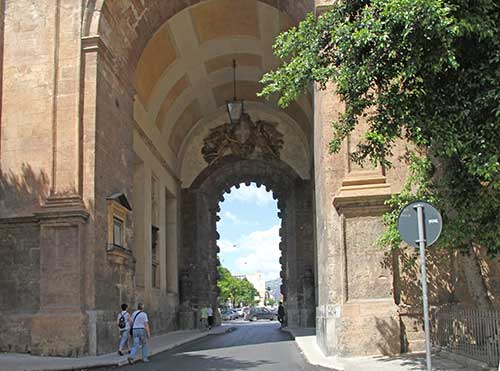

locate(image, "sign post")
(398, 201), (443, 371)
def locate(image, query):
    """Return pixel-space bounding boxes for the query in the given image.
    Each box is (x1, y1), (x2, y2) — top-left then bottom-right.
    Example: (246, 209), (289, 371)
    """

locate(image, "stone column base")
(178, 310), (195, 330)
(30, 309), (88, 356)
(299, 308), (316, 327)
(317, 300), (401, 357)
(399, 309), (426, 353)
(286, 307), (300, 327)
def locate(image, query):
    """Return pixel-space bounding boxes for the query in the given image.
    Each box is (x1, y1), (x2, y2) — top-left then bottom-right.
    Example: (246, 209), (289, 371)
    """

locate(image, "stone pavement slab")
(286, 327), (492, 371)
(0, 325), (234, 371)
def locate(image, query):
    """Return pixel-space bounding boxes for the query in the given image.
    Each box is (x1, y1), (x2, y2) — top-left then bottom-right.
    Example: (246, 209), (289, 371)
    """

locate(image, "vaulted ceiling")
(132, 0), (313, 158)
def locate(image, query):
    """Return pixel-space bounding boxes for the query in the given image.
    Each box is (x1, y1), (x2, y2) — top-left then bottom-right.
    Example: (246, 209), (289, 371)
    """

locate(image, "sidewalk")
(286, 328), (493, 371)
(0, 325), (234, 371)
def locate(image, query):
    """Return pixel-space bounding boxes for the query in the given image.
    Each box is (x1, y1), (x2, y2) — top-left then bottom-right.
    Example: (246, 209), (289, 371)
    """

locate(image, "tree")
(236, 278), (260, 306)
(217, 266), (234, 306)
(260, 0), (500, 255)
(217, 266), (259, 307)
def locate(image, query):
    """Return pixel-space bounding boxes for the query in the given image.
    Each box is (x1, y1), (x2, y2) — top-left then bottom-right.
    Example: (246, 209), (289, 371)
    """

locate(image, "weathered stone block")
(31, 311), (88, 357)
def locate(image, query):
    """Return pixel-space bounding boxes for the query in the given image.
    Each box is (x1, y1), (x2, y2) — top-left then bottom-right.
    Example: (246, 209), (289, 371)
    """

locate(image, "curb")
(285, 328), (489, 371)
(437, 349), (494, 371)
(282, 328), (344, 371)
(11, 326), (237, 371)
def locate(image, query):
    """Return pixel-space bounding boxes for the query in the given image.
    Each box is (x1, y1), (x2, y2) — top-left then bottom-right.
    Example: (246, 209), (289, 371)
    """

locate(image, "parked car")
(245, 307), (277, 321)
(221, 310), (236, 321)
(234, 308), (245, 318)
(230, 309), (239, 319)
(267, 306), (278, 315)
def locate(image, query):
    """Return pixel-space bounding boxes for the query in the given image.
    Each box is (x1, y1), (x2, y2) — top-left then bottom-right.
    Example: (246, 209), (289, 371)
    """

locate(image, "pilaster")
(132, 162), (152, 304)
(31, 197), (90, 356)
(50, 1), (83, 196)
(312, 1), (400, 352)
(159, 182), (168, 293)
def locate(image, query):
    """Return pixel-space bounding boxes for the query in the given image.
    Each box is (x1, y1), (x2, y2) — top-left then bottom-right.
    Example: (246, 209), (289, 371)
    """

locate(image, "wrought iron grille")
(432, 307), (500, 366)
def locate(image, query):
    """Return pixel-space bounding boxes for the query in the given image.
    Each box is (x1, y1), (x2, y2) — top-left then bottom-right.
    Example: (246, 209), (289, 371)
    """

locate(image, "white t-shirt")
(131, 310), (149, 329)
(207, 307), (213, 317)
(117, 311), (130, 330)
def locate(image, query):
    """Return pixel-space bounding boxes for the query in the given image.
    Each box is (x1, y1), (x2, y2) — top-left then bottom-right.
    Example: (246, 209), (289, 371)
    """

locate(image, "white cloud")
(223, 211), (239, 224)
(227, 184), (275, 206)
(218, 239), (238, 254)
(233, 225), (282, 281)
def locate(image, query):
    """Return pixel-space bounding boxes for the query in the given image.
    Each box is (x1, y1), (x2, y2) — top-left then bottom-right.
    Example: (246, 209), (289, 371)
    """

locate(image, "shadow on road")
(187, 322), (292, 352)
(124, 350), (276, 371)
(169, 353), (274, 370)
(97, 322), (330, 371)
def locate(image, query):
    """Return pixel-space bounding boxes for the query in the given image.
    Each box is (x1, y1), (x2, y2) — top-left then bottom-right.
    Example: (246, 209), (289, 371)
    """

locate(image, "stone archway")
(179, 156), (315, 329)
(5, 0), (496, 361)
(81, 0), (316, 354)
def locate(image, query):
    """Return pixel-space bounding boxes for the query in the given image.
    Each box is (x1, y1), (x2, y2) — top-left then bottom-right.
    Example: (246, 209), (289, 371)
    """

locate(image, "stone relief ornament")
(202, 113), (284, 165)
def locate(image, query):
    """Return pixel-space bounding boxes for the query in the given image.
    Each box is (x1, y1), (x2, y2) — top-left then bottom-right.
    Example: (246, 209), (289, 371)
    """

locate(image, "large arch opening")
(81, 0), (315, 353)
(179, 156), (315, 329)
(216, 183), (282, 322)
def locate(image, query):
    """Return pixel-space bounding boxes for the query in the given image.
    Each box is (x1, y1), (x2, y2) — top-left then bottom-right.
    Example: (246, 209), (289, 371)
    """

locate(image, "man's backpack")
(118, 313), (126, 329)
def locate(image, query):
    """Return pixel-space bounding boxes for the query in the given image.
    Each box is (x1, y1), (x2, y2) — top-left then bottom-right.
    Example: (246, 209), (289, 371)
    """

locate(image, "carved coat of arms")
(201, 113), (284, 165)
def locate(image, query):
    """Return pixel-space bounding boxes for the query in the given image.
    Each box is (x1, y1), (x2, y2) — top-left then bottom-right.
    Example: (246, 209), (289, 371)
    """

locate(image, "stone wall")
(0, 0), (54, 189)
(394, 247), (500, 352)
(0, 219), (40, 353)
(313, 84), (346, 355)
(311, 25), (499, 360)
(91, 40), (136, 355)
(313, 78), (403, 356)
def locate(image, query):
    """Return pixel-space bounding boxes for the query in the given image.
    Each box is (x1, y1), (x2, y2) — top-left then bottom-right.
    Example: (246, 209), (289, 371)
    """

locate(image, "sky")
(217, 183), (281, 282)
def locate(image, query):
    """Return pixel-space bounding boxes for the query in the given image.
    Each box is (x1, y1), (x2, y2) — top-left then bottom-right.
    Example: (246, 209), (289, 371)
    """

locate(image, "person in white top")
(116, 303), (130, 355)
(127, 302), (151, 364)
(207, 306), (214, 329)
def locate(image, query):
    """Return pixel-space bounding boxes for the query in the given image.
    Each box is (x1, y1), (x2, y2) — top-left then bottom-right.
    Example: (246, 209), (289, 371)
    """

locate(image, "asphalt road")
(107, 321), (331, 371)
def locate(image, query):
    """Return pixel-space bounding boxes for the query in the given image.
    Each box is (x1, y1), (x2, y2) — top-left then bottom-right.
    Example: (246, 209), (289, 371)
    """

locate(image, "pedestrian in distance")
(117, 303), (131, 355)
(127, 303), (151, 364)
(200, 305), (209, 330)
(277, 302), (285, 329)
(207, 305), (214, 330)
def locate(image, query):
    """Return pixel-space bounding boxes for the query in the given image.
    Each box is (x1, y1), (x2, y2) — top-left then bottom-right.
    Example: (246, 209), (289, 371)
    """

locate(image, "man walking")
(127, 303), (151, 364)
(277, 302), (285, 329)
(207, 305), (214, 330)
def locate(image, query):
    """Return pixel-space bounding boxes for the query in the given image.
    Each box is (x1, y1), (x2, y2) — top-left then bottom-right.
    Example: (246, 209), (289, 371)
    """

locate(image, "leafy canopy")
(217, 266), (259, 307)
(260, 0), (500, 254)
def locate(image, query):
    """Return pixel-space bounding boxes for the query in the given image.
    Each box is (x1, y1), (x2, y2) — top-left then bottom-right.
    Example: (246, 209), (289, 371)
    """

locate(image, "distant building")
(236, 272), (266, 306)
(244, 273), (266, 306)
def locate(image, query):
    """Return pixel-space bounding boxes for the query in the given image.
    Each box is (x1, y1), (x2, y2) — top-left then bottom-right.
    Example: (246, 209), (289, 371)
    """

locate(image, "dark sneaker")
(118, 350), (123, 356)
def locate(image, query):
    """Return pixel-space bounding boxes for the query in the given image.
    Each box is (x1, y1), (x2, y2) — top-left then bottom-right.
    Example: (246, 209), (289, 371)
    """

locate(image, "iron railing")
(432, 307), (500, 366)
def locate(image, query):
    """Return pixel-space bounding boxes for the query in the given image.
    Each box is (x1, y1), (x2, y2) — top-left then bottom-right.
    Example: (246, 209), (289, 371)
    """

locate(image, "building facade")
(244, 273), (267, 306)
(1, 0), (499, 358)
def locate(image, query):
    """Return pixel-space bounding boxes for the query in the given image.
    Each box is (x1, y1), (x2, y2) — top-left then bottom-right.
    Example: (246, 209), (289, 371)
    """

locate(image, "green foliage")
(217, 266), (259, 307)
(260, 0), (500, 254)
(267, 297), (276, 306)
